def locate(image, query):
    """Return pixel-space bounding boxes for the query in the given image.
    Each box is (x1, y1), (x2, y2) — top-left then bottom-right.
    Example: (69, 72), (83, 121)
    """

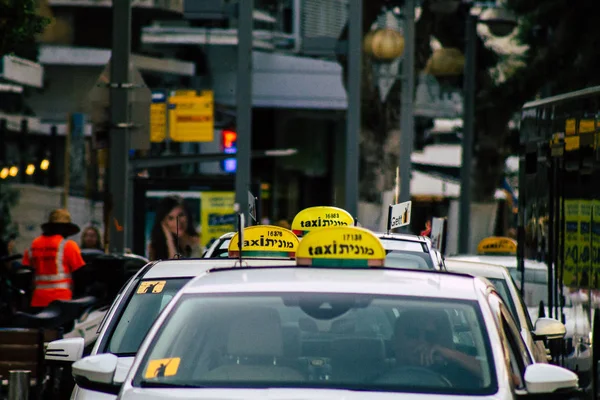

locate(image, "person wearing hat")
(22, 209), (86, 309)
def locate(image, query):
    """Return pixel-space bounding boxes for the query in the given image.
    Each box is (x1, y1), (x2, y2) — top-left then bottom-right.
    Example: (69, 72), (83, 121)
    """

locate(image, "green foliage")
(0, 0), (50, 59)
(499, 0), (600, 98)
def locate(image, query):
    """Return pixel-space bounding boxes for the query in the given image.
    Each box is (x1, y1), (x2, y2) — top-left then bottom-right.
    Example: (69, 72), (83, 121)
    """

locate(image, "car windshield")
(107, 278), (190, 356)
(134, 293), (496, 395)
(487, 277), (521, 330)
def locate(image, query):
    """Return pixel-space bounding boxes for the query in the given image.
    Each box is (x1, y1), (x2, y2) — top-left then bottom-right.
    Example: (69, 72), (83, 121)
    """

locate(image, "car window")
(499, 306), (531, 390)
(385, 251), (433, 270)
(487, 278), (521, 330)
(380, 239), (427, 253)
(107, 278), (190, 355)
(207, 239), (231, 258)
(134, 294), (496, 395)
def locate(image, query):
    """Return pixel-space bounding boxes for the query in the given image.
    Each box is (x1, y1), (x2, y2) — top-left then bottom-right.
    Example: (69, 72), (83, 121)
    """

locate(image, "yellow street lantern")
(424, 48), (465, 77)
(40, 159), (50, 170)
(363, 30), (376, 56)
(26, 164), (36, 175)
(9, 166), (18, 177)
(365, 28), (405, 61)
(0, 168), (8, 179)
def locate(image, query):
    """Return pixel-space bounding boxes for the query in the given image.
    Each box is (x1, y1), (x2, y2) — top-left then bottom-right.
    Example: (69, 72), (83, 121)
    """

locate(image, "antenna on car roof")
(354, 217), (359, 227)
(386, 204), (392, 235)
(237, 212), (245, 264)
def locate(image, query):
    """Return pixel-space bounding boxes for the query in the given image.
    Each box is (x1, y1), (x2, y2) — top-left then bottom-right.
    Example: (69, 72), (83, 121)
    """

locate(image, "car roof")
(142, 258), (297, 279)
(374, 232), (428, 243)
(448, 255), (547, 270)
(181, 267), (483, 300)
(445, 259), (508, 280)
(216, 232), (236, 240)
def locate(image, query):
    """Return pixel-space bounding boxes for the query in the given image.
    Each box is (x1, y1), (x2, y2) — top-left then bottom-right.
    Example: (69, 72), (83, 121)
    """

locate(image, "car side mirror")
(45, 337), (85, 363)
(532, 317), (566, 340)
(72, 354), (122, 395)
(524, 363), (578, 394)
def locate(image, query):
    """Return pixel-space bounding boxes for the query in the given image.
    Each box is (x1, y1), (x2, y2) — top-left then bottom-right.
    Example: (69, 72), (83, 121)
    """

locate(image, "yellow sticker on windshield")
(144, 357), (181, 379)
(291, 206), (354, 237)
(137, 281), (166, 294)
(228, 225), (299, 258)
(296, 226), (386, 267)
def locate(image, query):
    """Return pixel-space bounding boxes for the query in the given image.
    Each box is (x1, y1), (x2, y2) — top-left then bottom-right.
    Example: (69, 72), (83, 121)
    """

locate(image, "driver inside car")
(383, 308), (483, 387)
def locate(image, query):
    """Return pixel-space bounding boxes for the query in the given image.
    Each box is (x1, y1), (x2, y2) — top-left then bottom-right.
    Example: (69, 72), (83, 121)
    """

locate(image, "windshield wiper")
(139, 380), (203, 389)
(112, 352), (137, 357)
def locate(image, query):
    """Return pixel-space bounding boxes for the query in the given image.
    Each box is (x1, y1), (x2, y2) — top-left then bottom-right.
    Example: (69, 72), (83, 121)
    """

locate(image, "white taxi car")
(206, 206), (443, 270)
(47, 225), (299, 400)
(450, 236), (593, 392)
(72, 227), (580, 399)
(444, 259), (566, 363)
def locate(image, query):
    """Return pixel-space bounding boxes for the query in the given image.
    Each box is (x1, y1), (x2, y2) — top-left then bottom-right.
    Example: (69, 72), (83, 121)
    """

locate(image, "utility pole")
(344, 0), (362, 218)
(108, 0), (132, 253)
(458, 13), (477, 254)
(235, 0), (253, 222)
(398, 0), (416, 231)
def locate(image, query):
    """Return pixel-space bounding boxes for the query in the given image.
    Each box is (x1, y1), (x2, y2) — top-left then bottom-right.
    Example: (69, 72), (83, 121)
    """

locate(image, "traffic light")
(221, 129), (237, 173)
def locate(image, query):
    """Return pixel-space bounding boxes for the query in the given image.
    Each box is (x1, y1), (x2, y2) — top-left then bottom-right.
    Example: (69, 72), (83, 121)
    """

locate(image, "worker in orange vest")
(22, 209), (86, 310)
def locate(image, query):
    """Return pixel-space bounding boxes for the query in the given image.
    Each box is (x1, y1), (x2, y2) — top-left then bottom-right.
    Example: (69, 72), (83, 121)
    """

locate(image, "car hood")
(119, 388), (503, 400)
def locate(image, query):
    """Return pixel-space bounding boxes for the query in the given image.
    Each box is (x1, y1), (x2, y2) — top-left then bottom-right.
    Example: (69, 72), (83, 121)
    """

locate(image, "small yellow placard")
(291, 206), (354, 236)
(144, 357), (181, 379)
(228, 225), (299, 258)
(137, 281), (166, 294)
(477, 237), (517, 255)
(296, 226), (386, 267)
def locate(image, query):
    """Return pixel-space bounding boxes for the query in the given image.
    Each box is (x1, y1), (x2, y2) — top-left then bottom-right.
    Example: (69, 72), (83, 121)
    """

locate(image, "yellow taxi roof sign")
(477, 236), (517, 255)
(291, 206), (354, 237)
(296, 226), (386, 267)
(228, 225), (299, 259)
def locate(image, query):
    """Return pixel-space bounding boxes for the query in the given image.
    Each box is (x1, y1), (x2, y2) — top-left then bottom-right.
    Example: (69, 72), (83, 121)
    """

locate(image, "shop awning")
(206, 47), (347, 110)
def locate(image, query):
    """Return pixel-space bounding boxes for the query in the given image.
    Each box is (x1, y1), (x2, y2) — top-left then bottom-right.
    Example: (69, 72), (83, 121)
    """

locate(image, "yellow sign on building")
(150, 101), (167, 143)
(168, 90), (214, 142)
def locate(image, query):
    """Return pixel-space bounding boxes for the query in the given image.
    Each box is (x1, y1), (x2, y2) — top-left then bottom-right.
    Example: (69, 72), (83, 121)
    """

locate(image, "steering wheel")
(373, 366), (453, 387)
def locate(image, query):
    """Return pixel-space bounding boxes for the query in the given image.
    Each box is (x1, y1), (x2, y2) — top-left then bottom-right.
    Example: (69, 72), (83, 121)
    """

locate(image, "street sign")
(85, 58), (152, 150)
(150, 91), (167, 142)
(168, 90), (214, 142)
(387, 201), (412, 232)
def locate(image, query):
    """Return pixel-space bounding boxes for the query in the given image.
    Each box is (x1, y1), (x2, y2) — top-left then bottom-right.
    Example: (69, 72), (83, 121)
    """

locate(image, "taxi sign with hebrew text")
(296, 226), (386, 268)
(477, 237), (517, 255)
(228, 225), (299, 259)
(291, 206), (354, 237)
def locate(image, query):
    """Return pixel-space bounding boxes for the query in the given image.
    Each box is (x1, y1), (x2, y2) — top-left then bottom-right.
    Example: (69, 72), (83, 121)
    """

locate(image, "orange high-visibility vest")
(23, 235), (85, 308)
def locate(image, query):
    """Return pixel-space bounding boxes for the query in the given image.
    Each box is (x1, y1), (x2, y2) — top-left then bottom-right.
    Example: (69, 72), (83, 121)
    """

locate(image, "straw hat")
(41, 209), (81, 237)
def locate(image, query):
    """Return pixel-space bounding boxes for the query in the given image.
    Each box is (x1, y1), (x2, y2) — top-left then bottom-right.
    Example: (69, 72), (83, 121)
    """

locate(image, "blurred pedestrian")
(22, 209), (85, 310)
(420, 220), (432, 237)
(149, 196), (201, 260)
(274, 219), (291, 230)
(81, 225), (104, 252)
